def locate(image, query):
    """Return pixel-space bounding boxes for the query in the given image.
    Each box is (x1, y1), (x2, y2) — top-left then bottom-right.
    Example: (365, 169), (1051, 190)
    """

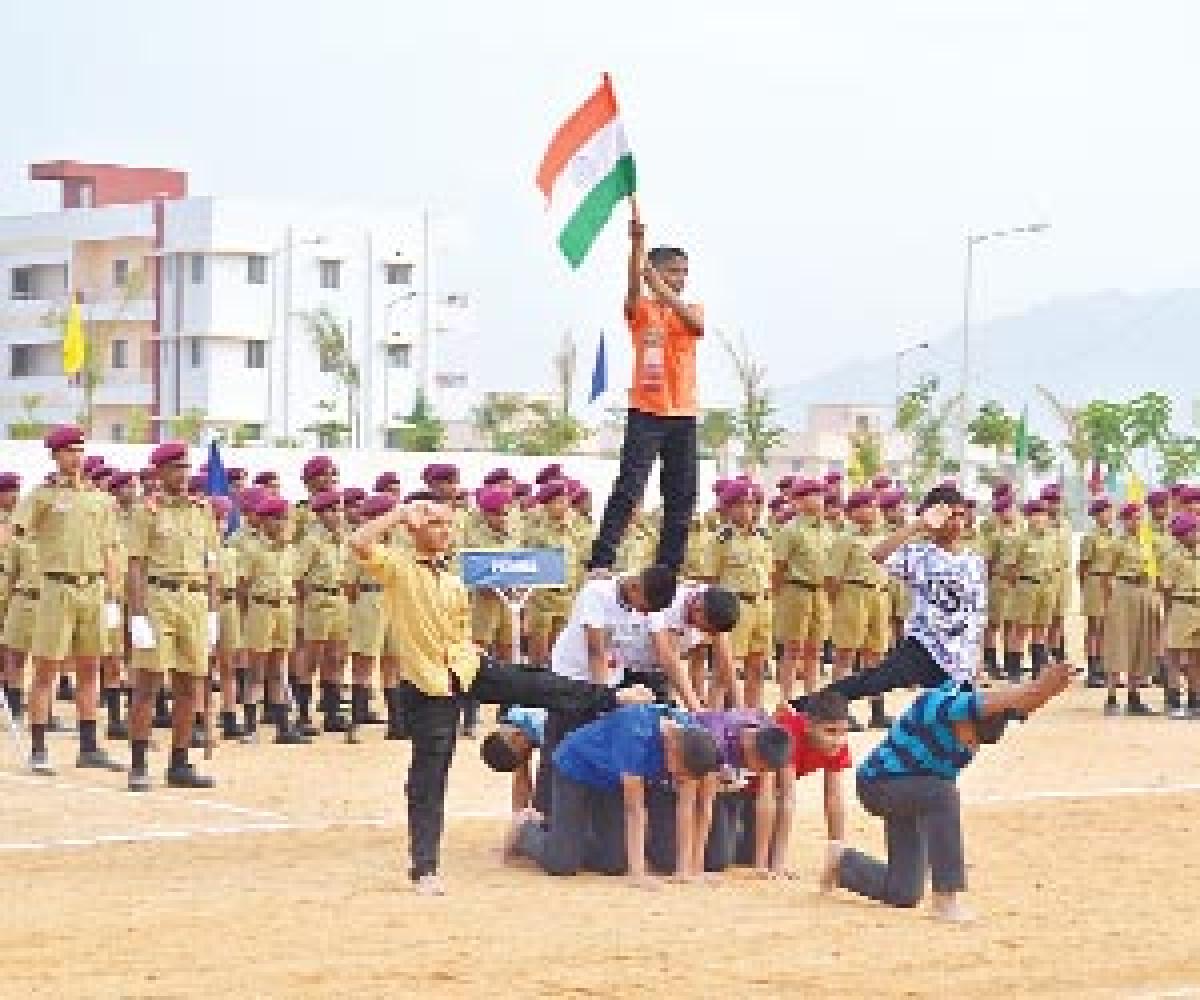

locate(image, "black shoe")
(1103, 697), (1121, 717)
(106, 720), (130, 741)
(128, 768), (152, 793)
(76, 748), (126, 772)
(385, 724), (411, 741)
(323, 715), (351, 734)
(152, 714), (173, 730)
(846, 714), (865, 733)
(274, 728), (313, 745)
(360, 710), (385, 726)
(1126, 700), (1158, 717)
(166, 764), (215, 789)
(1085, 674), (1107, 689)
(297, 719), (321, 738)
(221, 719), (246, 741)
(56, 676), (74, 702)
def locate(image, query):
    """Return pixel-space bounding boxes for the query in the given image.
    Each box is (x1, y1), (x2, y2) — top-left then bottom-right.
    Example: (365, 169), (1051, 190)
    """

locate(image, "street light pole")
(895, 340), (930, 481)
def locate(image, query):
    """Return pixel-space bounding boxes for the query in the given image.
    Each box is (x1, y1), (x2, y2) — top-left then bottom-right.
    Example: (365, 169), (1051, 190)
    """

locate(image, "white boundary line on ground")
(0, 771), (289, 822)
(3, 780), (1200, 854)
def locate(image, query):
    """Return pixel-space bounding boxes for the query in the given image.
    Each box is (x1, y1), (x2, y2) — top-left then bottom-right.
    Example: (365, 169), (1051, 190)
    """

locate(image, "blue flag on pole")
(205, 439), (238, 537)
(589, 330), (608, 403)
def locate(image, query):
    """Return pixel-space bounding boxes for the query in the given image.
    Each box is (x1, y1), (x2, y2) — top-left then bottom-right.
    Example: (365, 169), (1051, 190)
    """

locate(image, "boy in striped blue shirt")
(822, 660), (1072, 922)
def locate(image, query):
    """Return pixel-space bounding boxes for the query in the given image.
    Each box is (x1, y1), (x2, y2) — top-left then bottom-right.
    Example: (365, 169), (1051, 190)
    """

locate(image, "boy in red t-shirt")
(588, 210), (705, 576)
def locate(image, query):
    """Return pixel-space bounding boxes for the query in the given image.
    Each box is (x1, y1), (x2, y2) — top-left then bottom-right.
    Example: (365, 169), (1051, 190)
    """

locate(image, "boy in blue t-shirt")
(824, 661), (1071, 922)
(508, 704), (722, 887)
(481, 706), (547, 812)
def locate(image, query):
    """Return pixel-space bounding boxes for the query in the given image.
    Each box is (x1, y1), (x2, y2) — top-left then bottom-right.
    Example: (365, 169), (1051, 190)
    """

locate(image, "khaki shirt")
(827, 526), (886, 587)
(986, 522), (1024, 578)
(523, 513), (578, 588)
(1079, 526), (1115, 577)
(129, 495), (216, 579)
(7, 530), (38, 593)
(18, 482), (116, 575)
(294, 523), (347, 590)
(772, 513), (829, 585)
(1006, 527), (1060, 580)
(361, 543), (476, 697)
(290, 501), (318, 545)
(1096, 532), (1150, 579)
(216, 543), (239, 595)
(681, 516), (712, 580)
(706, 524), (772, 594)
(1162, 545), (1200, 597)
(241, 537), (297, 600)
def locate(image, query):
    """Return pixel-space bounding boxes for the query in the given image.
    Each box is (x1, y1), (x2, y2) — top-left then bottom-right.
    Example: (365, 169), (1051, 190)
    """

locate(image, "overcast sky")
(5, 0), (1200, 415)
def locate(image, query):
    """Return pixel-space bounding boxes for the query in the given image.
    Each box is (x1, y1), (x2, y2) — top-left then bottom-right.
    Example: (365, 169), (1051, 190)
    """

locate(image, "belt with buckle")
(14, 587), (40, 600)
(1116, 575), (1147, 585)
(737, 592), (762, 603)
(252, 596), (294, 607)
(1019, 576), (1043, 584)
(44, 571), (103, 586)
(220, 588), (237, 601)
(310, 585), (342, 596)
(357, 583), (384, 594)
(148, 576), (207, 594)
(846, 580), (879, 590)
(1173, 595), (1200, 605)
(786, 579), (818, 590)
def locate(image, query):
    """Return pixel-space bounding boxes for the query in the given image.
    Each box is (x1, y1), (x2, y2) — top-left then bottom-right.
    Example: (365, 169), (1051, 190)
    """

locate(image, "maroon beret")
(343, 487), (367, 507)
(253, 470), (278, 487)
(257, 494), (289, 519)
(149, 441), (189, 468)
(769, 495), (786, 510)
(0, 473), (20, 491)
(83, 455), (105, 473)
(374, 471), (401, 493)
(712, 478), (732, 496)
(535, 463), (564, 485)
(477, 486), (511, 515)
(1148, 489), (1170, 508)
(109, 471), (134, 490)
(238, 487), (265, 514)
(992, 494), (1014, 514)
(1170, 512), (1198, 540)
(421, 463), (459, 485)
(718, 481), (753, 508)
(537, 482), (568, 504)
(359, 493), (397, 519)
(310, 489), (342, 513)
(1039, 483), (1062, 502)
(823, 470), (844, 485)
(1087, 496), (1111, 516)
(824, 493), (844, 510)
(879, 489), (905, 511)
(790, 478), (824, 498)
(187, 475), (207, 494)
(1181, 485), (1200, 504)
(846, 489), (876, 512)
(483, 467), (513, 487)
(1118, 502), (1142, 521)
(45, 424), (85, 452)
(1022, 499), (1048, 516)
(871, 475), (893, 490)
(776, 476), (797, 492)
(228, 467), (247, 483)
(571, 487), (591, 506)
(89, 465), (113, 482)
(209, 495), (233, 518)
(302, 455), (336, 482)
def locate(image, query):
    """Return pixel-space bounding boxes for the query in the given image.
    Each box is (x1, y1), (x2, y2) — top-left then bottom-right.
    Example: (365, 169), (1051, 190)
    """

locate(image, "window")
(113, 258), (129, 287)
(111, 423), (126, 442)
(190, 254), (205, 284)
(10, 345), (32, 377)
(247, 254), (267, 285)
(10, 268), (32, 300)
(385, 262), (412, 285)
(246, 340), (266, 369)
(190, 338), (203, 368)
(435, 372), (468, 389)
(385, 428), (405, 449)
(386, 343), (412, 369)
(111, 339), (129, 370)
(165, 256), (176, 283)
(319, 259), (341, 290)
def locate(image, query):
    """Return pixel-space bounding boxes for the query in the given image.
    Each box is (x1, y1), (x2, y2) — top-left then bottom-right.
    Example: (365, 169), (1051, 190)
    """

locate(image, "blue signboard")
(460, 548), (568, 589)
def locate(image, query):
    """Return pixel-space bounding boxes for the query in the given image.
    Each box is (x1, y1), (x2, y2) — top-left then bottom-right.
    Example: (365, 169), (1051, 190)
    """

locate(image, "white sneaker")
(414, 873), (447, 897)
(930, 893), (975, 923)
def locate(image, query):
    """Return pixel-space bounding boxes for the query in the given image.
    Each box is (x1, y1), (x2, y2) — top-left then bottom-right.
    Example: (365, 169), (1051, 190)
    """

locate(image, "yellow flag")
(1126, 470), (1158, 580)
(62, 300), (85, 376)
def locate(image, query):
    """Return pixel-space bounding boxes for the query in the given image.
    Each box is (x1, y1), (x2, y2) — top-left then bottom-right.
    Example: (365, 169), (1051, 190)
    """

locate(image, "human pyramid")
(1, 216), (1196, 917)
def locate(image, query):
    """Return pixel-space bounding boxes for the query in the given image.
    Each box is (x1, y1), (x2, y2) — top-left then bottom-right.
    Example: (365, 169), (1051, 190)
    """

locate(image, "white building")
(0, 161), (474, 446)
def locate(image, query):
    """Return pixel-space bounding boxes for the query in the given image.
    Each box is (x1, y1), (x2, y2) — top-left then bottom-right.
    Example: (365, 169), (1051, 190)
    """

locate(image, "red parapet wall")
(30, 161), (188, 209)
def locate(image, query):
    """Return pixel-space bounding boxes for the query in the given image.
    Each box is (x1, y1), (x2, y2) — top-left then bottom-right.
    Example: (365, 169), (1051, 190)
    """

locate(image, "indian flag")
(537, 73), (637, 269)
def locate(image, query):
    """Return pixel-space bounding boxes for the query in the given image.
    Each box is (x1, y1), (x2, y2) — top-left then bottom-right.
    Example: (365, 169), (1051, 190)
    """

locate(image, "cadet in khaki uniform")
(773, 479), (830, 701)
(879, 489), (911, 648)
(1078, 497), (1116, 688)
(347, 493), (404, 741)
(982, 494), (1021, 680)
(825, 490), (891, 731)
(294, 489), (352, 735)
(1147, 489), (1174, 683)
(464, 487), (523, 663)
(21, 425), (124, 776)
(525, 483), (579, 666)
(126, 441), (219, 792)
(0, 473), (28, 720)
(569, 485), (597, 588)
(240, 492), (307, 745)
(704, 481), (773, 709)
(209, 496), (245, 740)
(1161, 512), (1200, 718)
(99, 471), (136, 741)
(680, 509), (715, 703)
(1040, 483), (1072, 664)
(614, 502), (655, 572)
(1001, 499), (1059, 682)
(422, 463), (467, 549)
(1098, 503), (1159, 716)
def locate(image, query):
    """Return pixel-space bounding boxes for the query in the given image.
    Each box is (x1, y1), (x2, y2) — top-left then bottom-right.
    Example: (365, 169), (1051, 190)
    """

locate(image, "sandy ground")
(3, 682), (1200, 1000)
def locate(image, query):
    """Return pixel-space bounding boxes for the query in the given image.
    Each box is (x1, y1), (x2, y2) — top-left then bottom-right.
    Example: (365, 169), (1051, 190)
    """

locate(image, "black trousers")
(401, 660), (630, 879)
(515, 768), (627, 876)
(588, 408), (698, 573)
(791, 637), (950, 711)
(644, 782), (736, 874)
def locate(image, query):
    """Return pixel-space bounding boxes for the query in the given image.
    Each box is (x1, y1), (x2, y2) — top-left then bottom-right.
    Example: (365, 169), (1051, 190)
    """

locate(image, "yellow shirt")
(362, 543), (477, 697)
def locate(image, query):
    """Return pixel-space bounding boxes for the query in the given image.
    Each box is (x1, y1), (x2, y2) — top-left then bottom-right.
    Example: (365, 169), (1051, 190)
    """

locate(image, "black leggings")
(790, 637), (949, 711)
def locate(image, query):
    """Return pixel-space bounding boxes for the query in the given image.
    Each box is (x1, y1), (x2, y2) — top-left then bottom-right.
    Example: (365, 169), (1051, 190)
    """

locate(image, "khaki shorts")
(304, 594), (350, 643)
(472, 591), (517, 647)
(832, 585), (890, 655)
(245, 598), (296, 654)
(1166, 601), (1200, 650)
(775, 584), (829, 647)
(135, 586), (208, 676)
(731, 594), (772, 659)
(1011, 579), (1056, 629)
(528, 589), (571, 643)
(1081, 574), (1110, 620)
(3, 593), (39, 654)
(217, 599), (242, 653)
(987, 579), (1011, 627)
(889, 579), (910, 625)
(349, 591), (390, 659)
(31, 576), (107, 662)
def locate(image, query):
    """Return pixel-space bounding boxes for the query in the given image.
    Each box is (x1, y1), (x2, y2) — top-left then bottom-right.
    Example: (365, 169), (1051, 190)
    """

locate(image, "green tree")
(8, 393), (47, 440)
(126, 407), (151, 444)
(394, 390), (446, 452)
(1160, 434), (1200, 484)
(896, 376), (961, 494)
(1036, 385), (1090, 478)
(698, 408), (737, 471)
(849, 429), (884, 482)
(303, 308), (361, 447)
(168, 407), (207, 444)
(1027, 433), (1055, 475)
(967, 400), (1017, 453)
(1077, 400), (1132, 473)
(520, 399), (589, 455)
(302, 399), (350, 448)
(472, 393), (528, 453)
(717, 329), (785, 471)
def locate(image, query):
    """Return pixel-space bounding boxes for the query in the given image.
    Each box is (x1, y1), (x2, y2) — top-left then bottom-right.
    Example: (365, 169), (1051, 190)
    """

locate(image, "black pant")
(589, 408), (698, 572)
(644, 782), (736, 874)
(791, 637), (949, 711)
(533, 706), (593, 816)
(515, 768), (627, 876)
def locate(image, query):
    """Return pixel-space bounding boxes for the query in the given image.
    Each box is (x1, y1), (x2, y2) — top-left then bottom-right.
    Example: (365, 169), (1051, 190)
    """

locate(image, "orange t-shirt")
(627, 297), (704, 418)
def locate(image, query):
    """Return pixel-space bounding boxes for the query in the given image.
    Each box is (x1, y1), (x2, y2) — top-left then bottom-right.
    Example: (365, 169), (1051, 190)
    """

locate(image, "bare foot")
(414, 874), (447, 897)
(818, 841), (845, 894)
(502, 810), (536, 862)
(930, 892), (974, 923)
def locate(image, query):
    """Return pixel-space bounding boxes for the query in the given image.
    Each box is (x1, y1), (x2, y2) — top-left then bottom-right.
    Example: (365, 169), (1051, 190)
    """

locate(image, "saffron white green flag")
(536, 73), (637, 268)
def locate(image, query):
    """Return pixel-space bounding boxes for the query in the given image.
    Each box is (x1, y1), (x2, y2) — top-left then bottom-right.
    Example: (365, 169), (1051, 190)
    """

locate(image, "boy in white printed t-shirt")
(790, 484), (988, 712)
